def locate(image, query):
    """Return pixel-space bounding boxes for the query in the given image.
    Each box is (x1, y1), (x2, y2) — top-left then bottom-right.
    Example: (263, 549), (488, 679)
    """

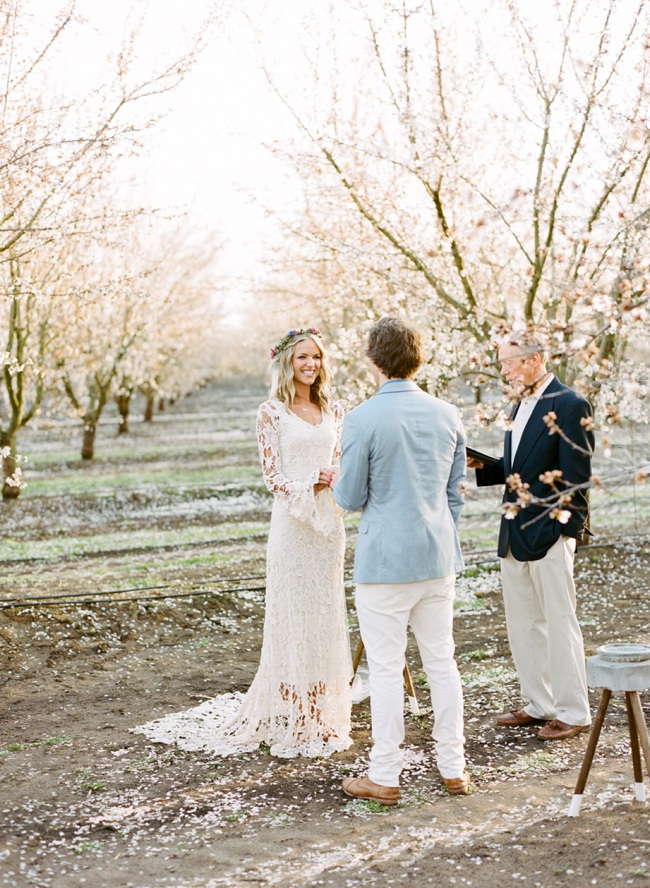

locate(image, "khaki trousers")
(500, 535), (591, 726)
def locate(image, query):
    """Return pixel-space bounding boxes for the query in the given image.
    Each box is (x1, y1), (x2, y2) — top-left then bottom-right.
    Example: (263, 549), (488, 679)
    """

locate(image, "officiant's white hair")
(270, 332), (332, 410)
(506, 328), (550, 364)
(494, 324), (550, 365)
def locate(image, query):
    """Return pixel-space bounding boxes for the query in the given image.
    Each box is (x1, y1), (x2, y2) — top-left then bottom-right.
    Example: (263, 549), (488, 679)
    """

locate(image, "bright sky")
(127, 0), (374, 316)
(133, 2), (301, 268)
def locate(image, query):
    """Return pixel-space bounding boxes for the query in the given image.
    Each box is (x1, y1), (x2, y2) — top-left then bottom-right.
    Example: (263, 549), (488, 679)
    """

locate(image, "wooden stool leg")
(351, 639), (365, 679)
(628, 691), (650, 794)
(403, 662), (420, 715)
(625, 692), (646, 802)
(567, 688), (611, 817)
(349, 637), (420, 714)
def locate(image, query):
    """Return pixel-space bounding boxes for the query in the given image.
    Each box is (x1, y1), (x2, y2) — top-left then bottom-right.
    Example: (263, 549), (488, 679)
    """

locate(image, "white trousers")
(500, 535), (591, 726)
(355, 576), (466, 787)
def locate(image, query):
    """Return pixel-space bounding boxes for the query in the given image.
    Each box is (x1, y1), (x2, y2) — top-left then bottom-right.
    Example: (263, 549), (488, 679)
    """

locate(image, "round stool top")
(586, 655), (650, 691)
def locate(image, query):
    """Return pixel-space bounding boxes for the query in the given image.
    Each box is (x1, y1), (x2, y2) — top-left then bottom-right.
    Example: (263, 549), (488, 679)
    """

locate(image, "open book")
(466, 446), (500, 467)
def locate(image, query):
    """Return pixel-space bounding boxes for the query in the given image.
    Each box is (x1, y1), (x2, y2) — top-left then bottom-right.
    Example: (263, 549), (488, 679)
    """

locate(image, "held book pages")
(466, 446), (500, 467)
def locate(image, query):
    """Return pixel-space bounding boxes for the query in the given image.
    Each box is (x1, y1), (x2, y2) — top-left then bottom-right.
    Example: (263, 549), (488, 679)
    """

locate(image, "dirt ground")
(0, 382), (649, 887)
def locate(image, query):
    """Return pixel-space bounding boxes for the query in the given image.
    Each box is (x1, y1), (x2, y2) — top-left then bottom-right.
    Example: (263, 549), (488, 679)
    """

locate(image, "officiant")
(468, 328), (594, 742)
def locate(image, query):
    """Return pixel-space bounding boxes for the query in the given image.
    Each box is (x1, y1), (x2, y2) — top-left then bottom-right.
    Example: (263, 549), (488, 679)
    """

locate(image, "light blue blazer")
(334, 379), (466, 584)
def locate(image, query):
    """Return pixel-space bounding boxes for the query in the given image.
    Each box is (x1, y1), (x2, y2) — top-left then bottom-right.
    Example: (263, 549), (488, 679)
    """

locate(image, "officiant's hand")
(467, 457), (484, 469)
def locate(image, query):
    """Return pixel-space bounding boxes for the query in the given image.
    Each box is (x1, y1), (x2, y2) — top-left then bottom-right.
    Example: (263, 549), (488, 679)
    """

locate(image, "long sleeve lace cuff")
(264, 466), (340, 535)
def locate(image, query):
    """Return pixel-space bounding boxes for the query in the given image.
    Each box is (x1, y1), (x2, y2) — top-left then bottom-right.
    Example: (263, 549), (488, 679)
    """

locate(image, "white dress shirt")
(510, 373), (555, 460)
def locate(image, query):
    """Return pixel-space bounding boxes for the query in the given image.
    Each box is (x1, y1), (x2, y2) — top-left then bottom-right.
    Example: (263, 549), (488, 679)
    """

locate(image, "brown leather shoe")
(497, 708), (546, 727)
(442, 770), (471, 796)
(342, 776), (399, 806)
(537, 719), (588, 741)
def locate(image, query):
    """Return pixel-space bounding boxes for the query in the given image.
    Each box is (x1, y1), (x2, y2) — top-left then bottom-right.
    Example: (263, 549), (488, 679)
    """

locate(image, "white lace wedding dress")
(134, 398), (353, 759)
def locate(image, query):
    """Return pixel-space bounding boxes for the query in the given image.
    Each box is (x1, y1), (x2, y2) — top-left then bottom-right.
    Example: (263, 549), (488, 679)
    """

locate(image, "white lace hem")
(132, 693), (353, 759)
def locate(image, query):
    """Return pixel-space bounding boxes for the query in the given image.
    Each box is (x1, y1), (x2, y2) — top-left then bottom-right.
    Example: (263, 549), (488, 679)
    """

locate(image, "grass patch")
(403, 791), (438, 807)
(458, 526), (501, 550)
(26, 439), (258, 468)
(454, 595), (490, 612)
(225, 811), (249, 823)
(43, 735), (73, 746)
(74, 770), (107, 793)
(173, 552), (241, 567)
(344, 799), (394, 815)
(0, 522), (269, 563)
(4, 742), (32, 753)
(267, 811), (293, 827)
(458, 648), (491, 662)
(464, 567), (481, 578)
(1, 735), (73, 755)
(127, 758), (156, 773)
(73, 841), (103, 854)
(462, 664), (517, 689)
(23, 464), (261, 498)
(496, 749), (558, 778)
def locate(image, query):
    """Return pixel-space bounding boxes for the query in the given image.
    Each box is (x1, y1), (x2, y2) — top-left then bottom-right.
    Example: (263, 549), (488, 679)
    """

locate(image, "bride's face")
(292, 338), (322, 386)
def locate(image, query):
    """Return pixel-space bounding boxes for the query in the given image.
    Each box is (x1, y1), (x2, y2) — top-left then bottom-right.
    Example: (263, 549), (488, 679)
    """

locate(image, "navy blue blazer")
(476, 376), (594, 562)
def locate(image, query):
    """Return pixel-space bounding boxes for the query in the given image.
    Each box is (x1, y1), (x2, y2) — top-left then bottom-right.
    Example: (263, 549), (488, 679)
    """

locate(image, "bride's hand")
(314, 467), (334, 494)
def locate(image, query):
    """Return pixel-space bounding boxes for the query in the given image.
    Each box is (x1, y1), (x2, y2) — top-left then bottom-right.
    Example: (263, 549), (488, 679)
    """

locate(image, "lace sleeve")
(256, 401), (323, 527)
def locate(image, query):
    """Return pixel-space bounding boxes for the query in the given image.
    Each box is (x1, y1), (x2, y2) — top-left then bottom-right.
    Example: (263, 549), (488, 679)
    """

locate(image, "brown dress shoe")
(497, 708), (546, 727)
(342, 776), (399, 806)
(442, 770), (471, 796)
(537, 719), (588, 741)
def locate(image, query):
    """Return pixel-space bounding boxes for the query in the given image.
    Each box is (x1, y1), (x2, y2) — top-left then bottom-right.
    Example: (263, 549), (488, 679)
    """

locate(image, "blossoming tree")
(0, 0), (217, 492)
(258, 0), (649, 420)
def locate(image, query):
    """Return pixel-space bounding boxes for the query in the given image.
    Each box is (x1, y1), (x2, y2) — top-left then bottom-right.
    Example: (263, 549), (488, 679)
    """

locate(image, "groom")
(333, 317), (469, 804)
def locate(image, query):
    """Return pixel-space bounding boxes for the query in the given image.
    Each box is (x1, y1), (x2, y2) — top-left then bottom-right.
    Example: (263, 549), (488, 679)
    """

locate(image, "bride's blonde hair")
(271, 332), (332, 410)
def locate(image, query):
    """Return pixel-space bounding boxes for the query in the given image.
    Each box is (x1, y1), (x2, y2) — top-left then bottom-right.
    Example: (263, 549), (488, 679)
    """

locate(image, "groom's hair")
(366, 317), (423, 379)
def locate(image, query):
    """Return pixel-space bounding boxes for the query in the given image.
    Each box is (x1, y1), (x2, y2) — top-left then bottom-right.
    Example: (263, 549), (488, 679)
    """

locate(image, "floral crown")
(270, 327), (321, 360)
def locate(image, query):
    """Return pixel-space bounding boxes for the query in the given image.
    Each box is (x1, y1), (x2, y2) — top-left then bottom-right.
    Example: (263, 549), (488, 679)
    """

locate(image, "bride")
(135, 328), (352, 758)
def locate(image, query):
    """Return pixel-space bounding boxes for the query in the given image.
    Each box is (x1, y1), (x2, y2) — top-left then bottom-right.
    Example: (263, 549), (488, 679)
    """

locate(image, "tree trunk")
(82, 425), (96, 460)
(1, 431), (21, 499)
(158, 397), (165, 412)
(1, 459), (20, 498)
(115, 393), (131, 435)
(143, 394), (155, 423)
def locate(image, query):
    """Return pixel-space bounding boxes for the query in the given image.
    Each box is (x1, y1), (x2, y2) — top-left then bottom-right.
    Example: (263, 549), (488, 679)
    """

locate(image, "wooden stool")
(351, 638), (420, 715)
(568, 656), (650, 816)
